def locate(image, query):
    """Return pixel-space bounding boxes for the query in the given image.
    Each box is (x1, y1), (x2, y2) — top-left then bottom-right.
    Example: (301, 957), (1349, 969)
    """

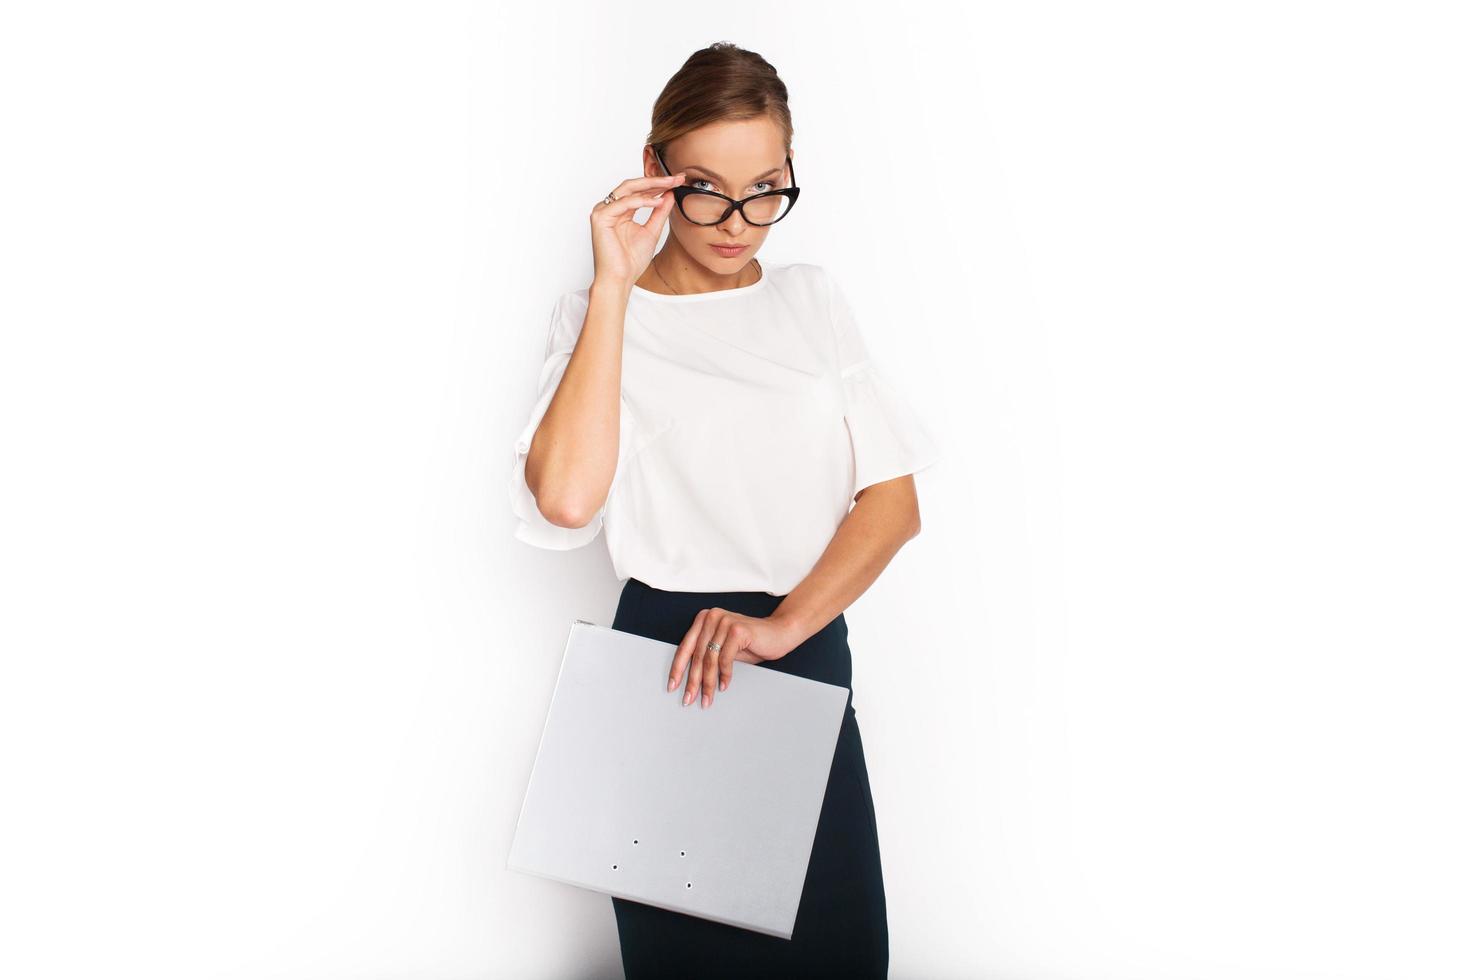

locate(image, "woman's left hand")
(667, 608), (802, 709)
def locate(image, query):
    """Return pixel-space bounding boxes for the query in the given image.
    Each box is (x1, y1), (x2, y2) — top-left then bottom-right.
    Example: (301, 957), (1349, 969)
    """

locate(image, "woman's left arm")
(767, 474), (923, 649)
(666, 475), (922, 709)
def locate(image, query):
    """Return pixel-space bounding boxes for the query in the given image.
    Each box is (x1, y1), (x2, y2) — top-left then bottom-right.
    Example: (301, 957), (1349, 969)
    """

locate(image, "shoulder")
(771, 262), (839, 324)
(775, 261), (853, 321)
(775, 261), (832, 294)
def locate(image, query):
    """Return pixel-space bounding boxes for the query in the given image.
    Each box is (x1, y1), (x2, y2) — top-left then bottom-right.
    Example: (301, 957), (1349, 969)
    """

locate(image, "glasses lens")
(682, 192), (792, 225)
(743, 193), (791, 225)
(682, 193), (730, 225)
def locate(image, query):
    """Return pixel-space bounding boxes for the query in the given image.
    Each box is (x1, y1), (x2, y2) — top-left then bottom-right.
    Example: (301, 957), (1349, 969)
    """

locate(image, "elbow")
(539, 498), (602, 530)
(524, 450), (605, 529)
(530, 482), (606, 530)
(904, 498), (923, 540)
(528, 485), (603, 530)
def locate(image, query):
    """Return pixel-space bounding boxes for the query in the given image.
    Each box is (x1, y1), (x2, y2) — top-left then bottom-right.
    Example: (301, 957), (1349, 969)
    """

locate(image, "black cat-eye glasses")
(653, 146), (800, 227)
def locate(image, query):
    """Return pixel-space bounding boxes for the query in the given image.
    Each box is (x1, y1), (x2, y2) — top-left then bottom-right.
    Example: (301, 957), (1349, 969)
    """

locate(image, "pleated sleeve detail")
(824, 268), (943, 497)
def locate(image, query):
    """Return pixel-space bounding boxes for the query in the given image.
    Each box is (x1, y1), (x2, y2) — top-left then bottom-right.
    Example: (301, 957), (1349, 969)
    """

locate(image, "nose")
(719, 210), (749, 235)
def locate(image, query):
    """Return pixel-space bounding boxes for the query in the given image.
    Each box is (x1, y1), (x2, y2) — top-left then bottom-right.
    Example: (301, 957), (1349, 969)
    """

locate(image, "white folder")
(507, 619), (850, 940)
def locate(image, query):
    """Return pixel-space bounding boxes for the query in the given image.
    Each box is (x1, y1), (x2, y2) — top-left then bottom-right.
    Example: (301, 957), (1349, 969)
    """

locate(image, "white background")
(3, 1), (1466, 978)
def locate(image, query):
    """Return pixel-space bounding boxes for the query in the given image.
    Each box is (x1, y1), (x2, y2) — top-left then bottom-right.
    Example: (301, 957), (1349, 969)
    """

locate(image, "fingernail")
(683, 691), (692, 705)
(702, 694), (710, 708)
(668, 678), (677, 691)
(720, 681), (727, 691)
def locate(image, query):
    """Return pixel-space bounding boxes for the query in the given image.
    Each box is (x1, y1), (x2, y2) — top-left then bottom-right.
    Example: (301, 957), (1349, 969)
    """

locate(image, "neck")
(642, 243), (760, 295)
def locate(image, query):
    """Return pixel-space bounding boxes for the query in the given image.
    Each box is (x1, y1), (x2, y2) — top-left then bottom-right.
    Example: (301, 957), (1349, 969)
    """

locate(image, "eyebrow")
(682, 163), (785, 184)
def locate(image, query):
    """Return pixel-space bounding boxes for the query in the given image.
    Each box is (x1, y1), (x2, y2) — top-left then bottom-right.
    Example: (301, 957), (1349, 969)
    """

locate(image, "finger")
(688, 609), (720, 708)
(631, 190), (677, 242)
(702, 645), (720, 708)
(646, 188), (678, 235)
(717, 621), (741, 692)
(593, 172), (684, 221)
(682, 609), (713, 706)
(708, 618), (732, 699)
(697, 609), (725, 709)
(591, 192), (666, 222)
(609, 173), (686, 198)
(669, 609), (706, 696)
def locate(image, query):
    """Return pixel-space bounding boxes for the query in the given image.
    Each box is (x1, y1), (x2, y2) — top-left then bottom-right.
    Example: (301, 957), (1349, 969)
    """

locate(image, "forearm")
(525, 279), (632, 524)
(768, 476), (923, 647)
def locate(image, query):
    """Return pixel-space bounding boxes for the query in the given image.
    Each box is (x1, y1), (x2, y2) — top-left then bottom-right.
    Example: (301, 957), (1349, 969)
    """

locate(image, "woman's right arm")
(521, 279), (634, 528)
(520, 167), (686, 529)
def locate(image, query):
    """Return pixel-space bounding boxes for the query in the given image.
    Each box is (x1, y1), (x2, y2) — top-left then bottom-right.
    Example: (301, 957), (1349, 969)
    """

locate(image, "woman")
(509, 43), (940, 978)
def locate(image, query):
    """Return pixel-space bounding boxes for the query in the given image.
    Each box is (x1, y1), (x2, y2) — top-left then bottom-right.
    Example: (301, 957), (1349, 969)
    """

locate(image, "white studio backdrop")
(1, 1), (1466, 978)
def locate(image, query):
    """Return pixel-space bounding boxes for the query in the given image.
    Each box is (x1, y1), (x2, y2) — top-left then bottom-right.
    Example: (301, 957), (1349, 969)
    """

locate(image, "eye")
(688, 178), (777, 194)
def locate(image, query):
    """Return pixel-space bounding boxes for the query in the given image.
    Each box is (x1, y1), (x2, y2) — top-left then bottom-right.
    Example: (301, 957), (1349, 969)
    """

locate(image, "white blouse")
(508, 261), (941, 595)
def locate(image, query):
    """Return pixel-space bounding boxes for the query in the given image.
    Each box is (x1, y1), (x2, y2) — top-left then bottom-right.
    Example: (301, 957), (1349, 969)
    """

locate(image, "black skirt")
(609, 576), (890, 979)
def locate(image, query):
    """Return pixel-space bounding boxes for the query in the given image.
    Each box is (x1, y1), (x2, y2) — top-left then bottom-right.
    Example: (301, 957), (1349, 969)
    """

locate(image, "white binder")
(507, 619), (850, 939)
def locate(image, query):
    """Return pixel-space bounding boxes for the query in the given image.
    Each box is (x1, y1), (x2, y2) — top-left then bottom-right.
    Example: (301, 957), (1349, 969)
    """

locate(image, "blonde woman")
(510, 42), (941, 978)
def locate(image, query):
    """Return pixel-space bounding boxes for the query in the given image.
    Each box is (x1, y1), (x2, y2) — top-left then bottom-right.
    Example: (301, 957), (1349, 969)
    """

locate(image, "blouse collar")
(629, 265), (770, 303)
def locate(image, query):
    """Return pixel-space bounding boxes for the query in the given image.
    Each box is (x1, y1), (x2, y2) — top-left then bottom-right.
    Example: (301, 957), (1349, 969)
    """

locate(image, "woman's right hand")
(589, 172), (686, 289)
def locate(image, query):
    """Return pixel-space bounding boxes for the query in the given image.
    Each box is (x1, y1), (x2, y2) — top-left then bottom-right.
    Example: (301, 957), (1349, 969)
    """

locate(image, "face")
(647, 117), (793, 273)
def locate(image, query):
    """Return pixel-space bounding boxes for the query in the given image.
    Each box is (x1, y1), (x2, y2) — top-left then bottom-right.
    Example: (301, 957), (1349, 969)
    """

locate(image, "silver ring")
(706, 641), (722, 653)
(601, 192), (617, 206)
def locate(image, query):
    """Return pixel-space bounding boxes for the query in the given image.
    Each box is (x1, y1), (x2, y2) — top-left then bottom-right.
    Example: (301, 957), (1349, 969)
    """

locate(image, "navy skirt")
(609, 576), (890, 979)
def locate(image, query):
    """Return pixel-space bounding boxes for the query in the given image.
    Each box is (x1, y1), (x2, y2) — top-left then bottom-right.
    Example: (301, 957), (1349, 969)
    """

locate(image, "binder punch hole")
(611, 837), (693, 889)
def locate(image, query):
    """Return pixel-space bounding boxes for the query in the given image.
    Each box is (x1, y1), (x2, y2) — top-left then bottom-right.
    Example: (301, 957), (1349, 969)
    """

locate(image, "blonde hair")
(646, 42), (794, 157)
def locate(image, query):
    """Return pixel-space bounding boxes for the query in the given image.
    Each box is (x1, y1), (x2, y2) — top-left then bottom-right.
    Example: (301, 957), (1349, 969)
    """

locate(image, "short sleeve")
(508, 290), (636, 549)
(823, 268), (943, 497)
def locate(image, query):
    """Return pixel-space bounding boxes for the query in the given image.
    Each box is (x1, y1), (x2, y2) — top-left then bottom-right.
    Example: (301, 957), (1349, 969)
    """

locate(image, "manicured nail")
(668, 678), (677, 691)
(702, 694), (710, 708)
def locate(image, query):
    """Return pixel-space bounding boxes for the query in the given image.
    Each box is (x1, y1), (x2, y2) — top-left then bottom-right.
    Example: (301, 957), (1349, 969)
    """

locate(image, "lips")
(710, 243), (747, 254)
